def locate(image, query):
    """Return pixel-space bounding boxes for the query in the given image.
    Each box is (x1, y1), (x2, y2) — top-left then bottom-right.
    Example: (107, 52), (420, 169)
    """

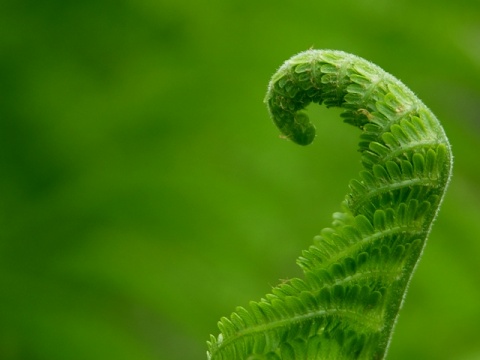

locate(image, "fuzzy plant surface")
(207, 50), (453, 360)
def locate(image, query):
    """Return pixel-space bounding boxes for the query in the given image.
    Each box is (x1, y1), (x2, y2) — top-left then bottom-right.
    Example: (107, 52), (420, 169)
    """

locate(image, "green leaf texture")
(207, 50), (453, 360)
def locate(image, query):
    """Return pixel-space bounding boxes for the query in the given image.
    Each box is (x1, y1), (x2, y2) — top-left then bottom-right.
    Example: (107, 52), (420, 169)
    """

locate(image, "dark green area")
(1, 1), (479, 359)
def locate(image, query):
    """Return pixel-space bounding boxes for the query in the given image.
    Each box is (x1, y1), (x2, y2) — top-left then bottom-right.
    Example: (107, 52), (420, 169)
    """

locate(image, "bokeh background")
(1, 0), (479, 359)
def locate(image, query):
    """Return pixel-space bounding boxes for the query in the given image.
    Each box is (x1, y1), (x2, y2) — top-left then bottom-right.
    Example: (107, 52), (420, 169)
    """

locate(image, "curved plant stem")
(207, 50), (453, 360)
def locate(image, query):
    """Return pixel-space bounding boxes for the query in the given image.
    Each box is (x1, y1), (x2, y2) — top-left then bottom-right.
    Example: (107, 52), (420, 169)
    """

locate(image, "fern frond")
(207, 50), (452, 360)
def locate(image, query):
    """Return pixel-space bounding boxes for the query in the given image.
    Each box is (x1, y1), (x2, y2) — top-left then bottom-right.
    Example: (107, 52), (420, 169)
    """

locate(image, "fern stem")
(207, 50), (452, 360)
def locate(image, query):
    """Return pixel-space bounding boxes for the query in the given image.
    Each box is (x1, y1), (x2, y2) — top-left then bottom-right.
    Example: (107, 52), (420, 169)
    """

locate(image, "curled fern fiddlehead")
(207, 50), (453, 359)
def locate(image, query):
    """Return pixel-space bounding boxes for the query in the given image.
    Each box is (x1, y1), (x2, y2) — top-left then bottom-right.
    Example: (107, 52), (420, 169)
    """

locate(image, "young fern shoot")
(207, 50), (453, 359)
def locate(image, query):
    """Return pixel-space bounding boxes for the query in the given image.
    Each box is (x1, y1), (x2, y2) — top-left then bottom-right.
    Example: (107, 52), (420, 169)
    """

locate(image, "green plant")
(207, 50), (452, 359)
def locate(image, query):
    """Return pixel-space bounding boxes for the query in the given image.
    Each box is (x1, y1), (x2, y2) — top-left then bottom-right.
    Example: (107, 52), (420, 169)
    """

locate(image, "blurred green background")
(1, 0), (479, 359)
